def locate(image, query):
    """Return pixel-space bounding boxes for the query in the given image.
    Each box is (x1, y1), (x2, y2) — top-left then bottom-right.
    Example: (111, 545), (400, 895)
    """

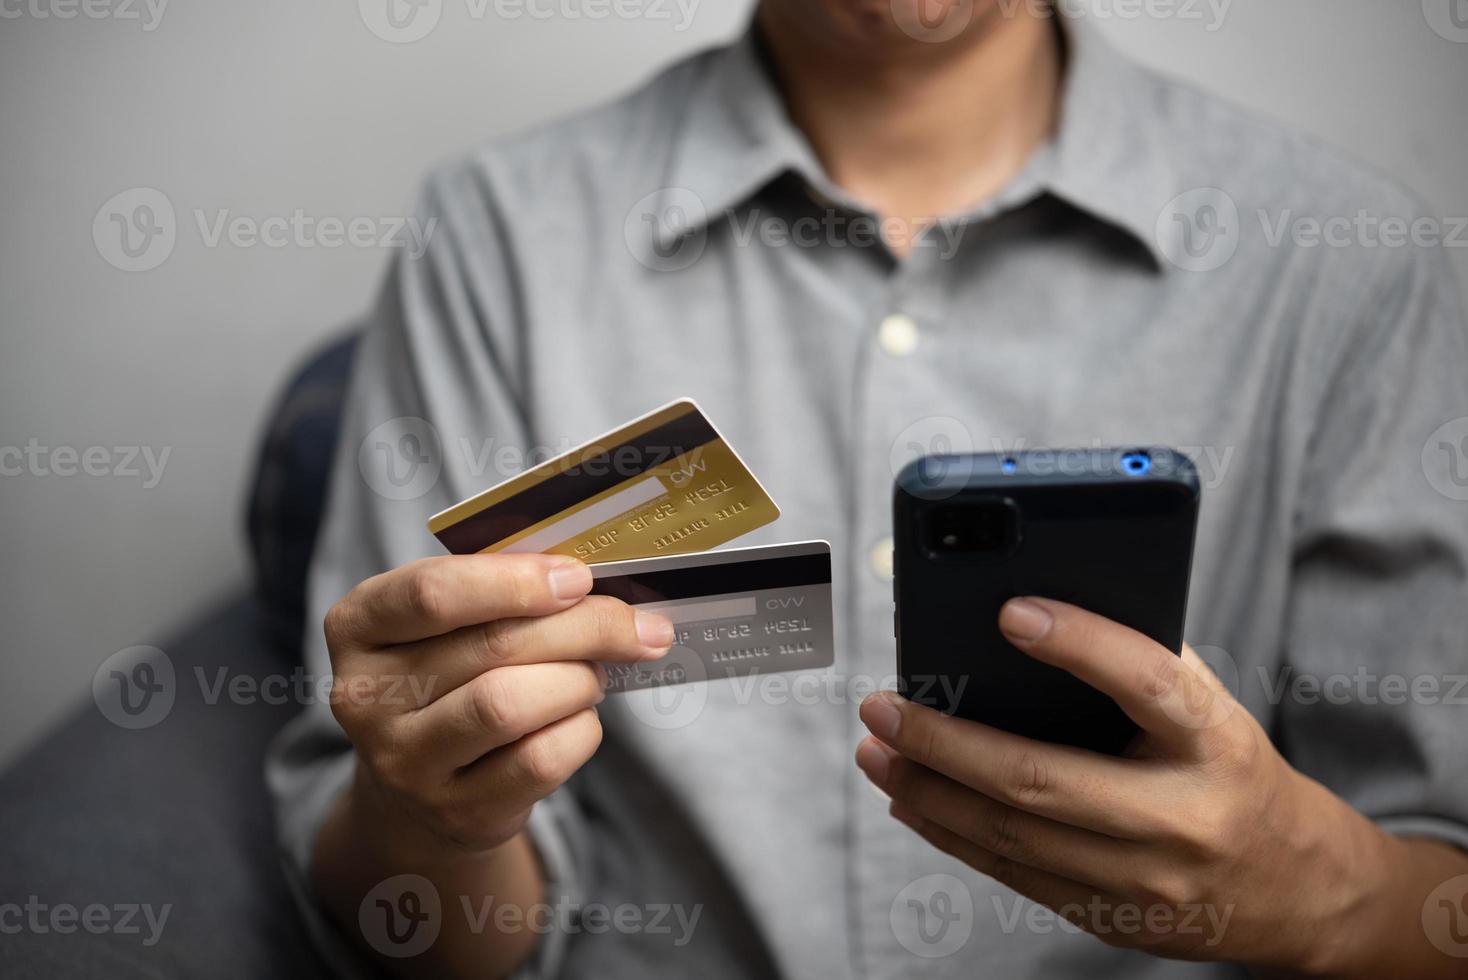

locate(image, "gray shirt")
(267, 15), (1468, 979)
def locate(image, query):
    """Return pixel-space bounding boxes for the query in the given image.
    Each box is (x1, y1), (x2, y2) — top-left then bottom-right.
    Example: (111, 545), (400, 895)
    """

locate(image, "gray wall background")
(2, 1), (1465, 765)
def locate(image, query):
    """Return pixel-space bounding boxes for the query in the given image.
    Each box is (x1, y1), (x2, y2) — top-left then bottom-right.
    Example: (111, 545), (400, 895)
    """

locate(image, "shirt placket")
(844, 240), (969, 979)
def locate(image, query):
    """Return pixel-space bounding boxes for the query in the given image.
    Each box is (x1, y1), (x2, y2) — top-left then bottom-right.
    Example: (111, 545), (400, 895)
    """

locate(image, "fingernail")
(855, 737), (895, 785)
(592, 662), (609, 696)
(635, 610), (675, 651)
(548, 560), (592, 600)
(1001, 598), (1053, 642)
(861, 691), (903, 742)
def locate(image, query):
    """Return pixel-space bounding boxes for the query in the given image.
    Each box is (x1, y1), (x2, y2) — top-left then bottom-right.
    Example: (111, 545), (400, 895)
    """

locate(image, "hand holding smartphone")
(893, 448), (1200, 756)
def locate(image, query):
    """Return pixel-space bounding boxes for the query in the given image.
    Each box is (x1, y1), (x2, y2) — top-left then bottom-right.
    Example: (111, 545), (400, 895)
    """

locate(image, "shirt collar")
(650, 31), (824, 252)
(657, 14), (1172, 267)
(1046, 14), (1173, 267)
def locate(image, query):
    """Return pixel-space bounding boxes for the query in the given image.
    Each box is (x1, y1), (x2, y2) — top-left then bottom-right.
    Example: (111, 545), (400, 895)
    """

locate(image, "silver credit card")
(588, 540), (834, 693)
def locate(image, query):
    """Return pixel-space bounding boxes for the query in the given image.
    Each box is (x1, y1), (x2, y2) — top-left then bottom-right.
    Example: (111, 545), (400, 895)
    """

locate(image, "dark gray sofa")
(0, 335), (361, 978)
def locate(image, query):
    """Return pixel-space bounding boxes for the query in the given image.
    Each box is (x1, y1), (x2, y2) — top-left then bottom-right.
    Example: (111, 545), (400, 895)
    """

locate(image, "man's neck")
(755, 5), (1063, 255)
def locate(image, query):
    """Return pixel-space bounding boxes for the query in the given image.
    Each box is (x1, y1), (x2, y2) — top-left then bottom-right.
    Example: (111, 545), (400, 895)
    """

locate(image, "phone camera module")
(928, 500), (1018, 556)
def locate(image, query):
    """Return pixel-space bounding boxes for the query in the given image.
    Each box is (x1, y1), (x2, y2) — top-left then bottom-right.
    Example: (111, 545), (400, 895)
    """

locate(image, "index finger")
(998, 597), (1231, 744)
(328, 553), (594, 647)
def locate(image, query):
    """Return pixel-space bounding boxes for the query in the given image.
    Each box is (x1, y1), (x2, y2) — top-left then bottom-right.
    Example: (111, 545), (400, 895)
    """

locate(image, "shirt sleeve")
(264, 160), (590, 978)
(1280, 220), (1468, 851)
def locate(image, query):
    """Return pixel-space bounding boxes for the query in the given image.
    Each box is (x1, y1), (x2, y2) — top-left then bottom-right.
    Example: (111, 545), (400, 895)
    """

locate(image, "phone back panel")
(893, 449), (1200, 755)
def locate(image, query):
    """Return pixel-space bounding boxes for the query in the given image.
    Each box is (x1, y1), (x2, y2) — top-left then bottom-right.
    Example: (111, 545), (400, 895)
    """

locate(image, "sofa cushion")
(0, 599), (330, 978)
(245, 332), (359, 661)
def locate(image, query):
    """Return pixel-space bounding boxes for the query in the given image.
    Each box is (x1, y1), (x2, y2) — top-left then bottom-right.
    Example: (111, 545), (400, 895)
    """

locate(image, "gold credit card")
(428, 399), (780, 562)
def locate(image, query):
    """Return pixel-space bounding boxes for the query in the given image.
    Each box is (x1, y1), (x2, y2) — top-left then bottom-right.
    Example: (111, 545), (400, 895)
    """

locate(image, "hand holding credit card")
(429, 399), (834, 693)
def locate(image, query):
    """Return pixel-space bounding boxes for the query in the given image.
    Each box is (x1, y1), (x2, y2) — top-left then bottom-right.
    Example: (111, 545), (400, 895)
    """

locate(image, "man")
(268, 2), (1468, 977)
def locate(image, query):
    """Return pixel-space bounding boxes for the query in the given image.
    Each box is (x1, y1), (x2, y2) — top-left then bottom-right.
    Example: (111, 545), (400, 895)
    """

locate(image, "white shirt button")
(869, 536), (894, 580)
(878, 314), (919, 357)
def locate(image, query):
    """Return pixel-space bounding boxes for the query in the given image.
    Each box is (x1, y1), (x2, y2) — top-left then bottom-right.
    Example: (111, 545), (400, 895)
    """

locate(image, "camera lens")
(927, 500), (1018, 555)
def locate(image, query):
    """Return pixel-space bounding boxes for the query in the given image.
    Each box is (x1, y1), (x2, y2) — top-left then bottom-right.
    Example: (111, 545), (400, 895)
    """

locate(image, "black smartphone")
(893, 448), (1201, 755)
